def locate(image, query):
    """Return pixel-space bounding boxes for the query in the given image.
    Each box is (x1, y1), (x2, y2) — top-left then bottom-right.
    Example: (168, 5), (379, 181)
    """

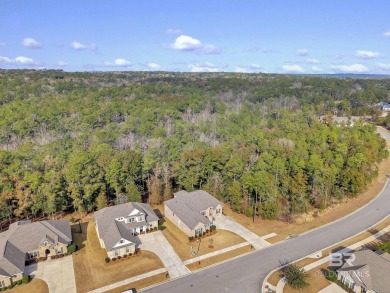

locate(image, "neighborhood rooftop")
(337, 249), (390, 292)
(94, 202), (159, 251)
(0, 220), (72, 277)
(164, 190), (222, 230)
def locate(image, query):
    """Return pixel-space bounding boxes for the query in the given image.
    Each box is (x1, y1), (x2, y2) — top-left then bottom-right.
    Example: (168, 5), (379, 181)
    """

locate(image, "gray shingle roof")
(0, 220), (72, 277)
(337, 249), (390, 292)
(164, 190), (222, 230)
(94, 202), (158, 251)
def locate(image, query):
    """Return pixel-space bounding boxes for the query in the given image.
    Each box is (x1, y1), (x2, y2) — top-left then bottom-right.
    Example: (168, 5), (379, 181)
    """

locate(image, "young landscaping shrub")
(146, 228), (149, 233)
(189, 236), (194, 241)
(325, 269), (338, 282)
(22, 275), (30, 284)
(123, 254), (127, 258)
(1, 287), (6, 291)
(158, 225), (166, 231)
(206, 229), (210, 234)
(129, 253), (133, 257)
(16, 280), (22, 285)
(105, 257), (110, 263)
(117, 256), (122, 260)
(112, 258), (116, 261)
(67, 244), (77, 254)
(7, 285), (13, 289)
(282, 263), (309, 290)
(51, 255), (55, 260)
(154, 227), (158, 231)
(210, 225), (216, 231)
(69, 217), (76, 223)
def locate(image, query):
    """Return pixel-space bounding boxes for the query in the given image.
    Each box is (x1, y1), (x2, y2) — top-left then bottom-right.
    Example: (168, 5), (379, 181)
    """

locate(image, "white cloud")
(0, 55), (39, 66)
(148, 63), (159, 69)
(383, 30), (390, 37)
(250, 64), (262, 69)
(355, 50), (380, 59)
(166, 28), (182, 35)
(282, 64), (305, 73)
(104, 58), (132, 67)
(306, 58), (319, 64)
(311, 66), (323, 73)
(378, 63), (390, 71)
(169, 35), (220, 54)
(296, 49), (309, 56)
(188, 62), (222, 72)
(71, 41), (97, 51)
(330, 63), (368, 73)
(57, 61), (68, 66)
(22, 37), (42, 48)
(234, 67), (250, 73)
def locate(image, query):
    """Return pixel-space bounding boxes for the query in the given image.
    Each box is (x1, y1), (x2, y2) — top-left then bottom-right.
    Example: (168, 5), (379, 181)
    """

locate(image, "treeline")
(0, 70), (388, 221)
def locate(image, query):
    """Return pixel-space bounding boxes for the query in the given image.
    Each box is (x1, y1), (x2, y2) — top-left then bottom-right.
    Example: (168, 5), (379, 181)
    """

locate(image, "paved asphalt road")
(145, 179), (390, 293)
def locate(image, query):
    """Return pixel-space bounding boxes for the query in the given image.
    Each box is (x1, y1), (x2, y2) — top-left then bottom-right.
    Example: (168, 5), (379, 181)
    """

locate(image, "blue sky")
(1, 0), (390, 73)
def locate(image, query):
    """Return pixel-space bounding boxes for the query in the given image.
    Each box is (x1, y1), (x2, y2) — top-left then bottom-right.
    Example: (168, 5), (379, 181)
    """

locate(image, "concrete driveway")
(138, 231), (190, 279)
(25, 255), (76, 293)
(213, 216), (271, 250)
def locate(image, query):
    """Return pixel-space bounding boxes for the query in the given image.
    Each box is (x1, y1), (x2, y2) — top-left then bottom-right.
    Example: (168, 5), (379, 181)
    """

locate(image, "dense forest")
(0, 70), (389, 222)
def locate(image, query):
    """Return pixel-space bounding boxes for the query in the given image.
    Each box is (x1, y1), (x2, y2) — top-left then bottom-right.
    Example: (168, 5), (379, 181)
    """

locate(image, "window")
(200, 211), (205, 216)
(120, 239), (124, 244)
(43, 241), (48, 246)
(0, 280), (5, 288)
(115, 250), (119, 256)
(28, 251), (39, 259)
(195, 228), (203, 236)
(57, 247), (63, 254)
(126, 246), (130, 253)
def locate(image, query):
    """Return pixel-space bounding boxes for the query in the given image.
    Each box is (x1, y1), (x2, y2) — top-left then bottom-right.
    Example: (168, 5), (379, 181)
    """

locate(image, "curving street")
(145, 177), (390, 292)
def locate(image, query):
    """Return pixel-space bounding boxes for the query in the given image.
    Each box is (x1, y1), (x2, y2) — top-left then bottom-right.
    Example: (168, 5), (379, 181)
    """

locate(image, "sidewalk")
(183, 242), (250, 265)
(87, 268), (167, 293)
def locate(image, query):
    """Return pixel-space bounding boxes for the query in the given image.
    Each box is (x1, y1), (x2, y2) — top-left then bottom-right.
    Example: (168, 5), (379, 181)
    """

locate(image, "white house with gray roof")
(0, 220), (72, 288)
(337, 249), (390, 292)
(164, 190), (223, 237)
(94, 202), (159, 259)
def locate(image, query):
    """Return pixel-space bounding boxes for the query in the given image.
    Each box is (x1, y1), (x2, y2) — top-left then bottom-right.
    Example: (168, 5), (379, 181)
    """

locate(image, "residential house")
(94, 202), (159, 259)
(0, 220), (72, 289)
(337, 249), (390, 293)
(164, 190), (223, 237)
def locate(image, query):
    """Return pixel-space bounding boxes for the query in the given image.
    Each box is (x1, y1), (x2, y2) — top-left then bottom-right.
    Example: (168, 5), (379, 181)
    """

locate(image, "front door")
(195, 228), (202, 236)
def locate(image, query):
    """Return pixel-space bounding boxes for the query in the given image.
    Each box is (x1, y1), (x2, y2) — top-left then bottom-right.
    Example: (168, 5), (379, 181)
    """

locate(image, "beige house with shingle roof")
(0, 220), (72, 288)
(164, 190), (223, 237)
(337, 249), (390, 293)
(94, 202), (159, 259)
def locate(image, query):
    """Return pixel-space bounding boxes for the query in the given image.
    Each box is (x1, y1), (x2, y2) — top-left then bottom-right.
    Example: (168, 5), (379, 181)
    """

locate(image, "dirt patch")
(10, 278), (48, 293)
(72, 218), (164, 293)
(161, 217), (246, 261)
(103, 273), (168, 293)
(187, 245), (252, 271)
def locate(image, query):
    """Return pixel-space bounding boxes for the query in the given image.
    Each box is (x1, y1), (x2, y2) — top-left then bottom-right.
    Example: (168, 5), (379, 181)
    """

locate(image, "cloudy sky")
(1, 0), (390, 74)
